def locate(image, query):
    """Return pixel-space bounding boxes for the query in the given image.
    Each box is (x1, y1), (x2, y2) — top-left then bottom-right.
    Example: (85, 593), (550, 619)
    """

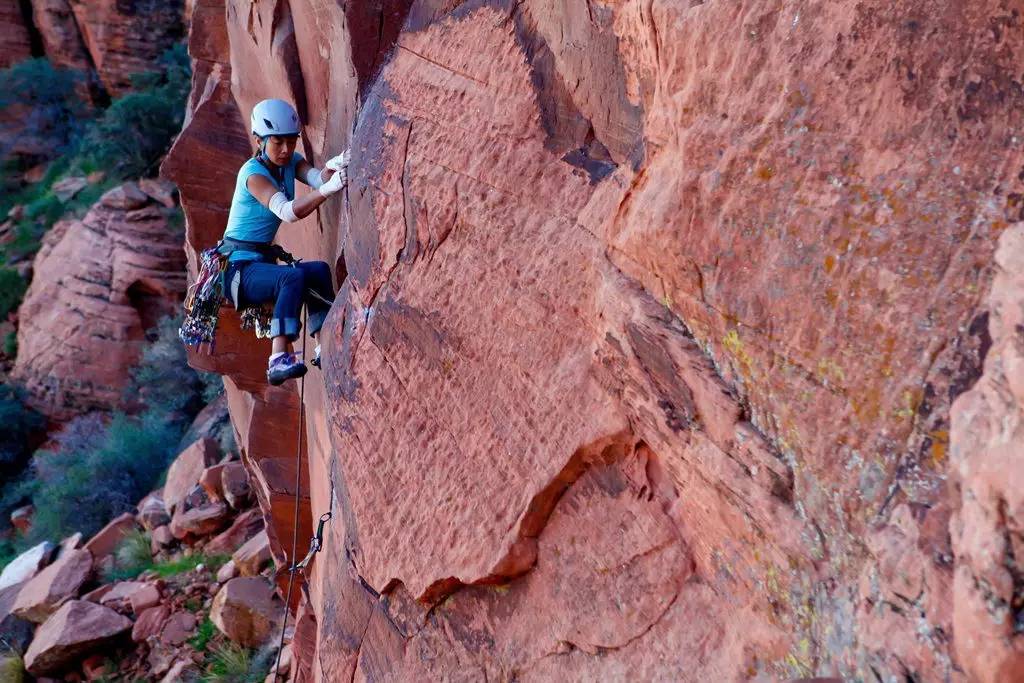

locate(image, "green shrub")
(0, 383), (44, 476)
(28, 411), (181, 542)
(81, 45), (191, 179)
(201, 643), (272, 683)
(190, 618), (216, 652)
(4, 331), (17, 357)
(0, 59), (88, 161)
(127, 315), (203, 419)
(103, 528), (154, 581)
(0, 268), (26, 319)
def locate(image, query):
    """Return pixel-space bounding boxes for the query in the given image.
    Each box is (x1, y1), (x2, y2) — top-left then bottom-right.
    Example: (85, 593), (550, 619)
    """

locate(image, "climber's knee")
(282, 267), (305, 288)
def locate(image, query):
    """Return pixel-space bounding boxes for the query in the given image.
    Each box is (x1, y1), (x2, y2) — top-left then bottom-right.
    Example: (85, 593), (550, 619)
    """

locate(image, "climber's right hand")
(318, 166), (347, 196)
(325, 149), (351, 173)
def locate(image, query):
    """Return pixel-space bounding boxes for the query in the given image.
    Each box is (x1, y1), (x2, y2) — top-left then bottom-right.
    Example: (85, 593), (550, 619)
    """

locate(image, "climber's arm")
(295, 158), (328, 189)
(296, 150), (351, 190)
(247, 172), (344, 222)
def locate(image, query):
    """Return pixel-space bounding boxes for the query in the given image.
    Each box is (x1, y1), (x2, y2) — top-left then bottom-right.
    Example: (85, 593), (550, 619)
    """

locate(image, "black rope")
(272, 305), (307, 681)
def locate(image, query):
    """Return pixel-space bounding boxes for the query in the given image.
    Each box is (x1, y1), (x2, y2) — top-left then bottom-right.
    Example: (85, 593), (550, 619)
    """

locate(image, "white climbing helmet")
(250, 99), (300, 138)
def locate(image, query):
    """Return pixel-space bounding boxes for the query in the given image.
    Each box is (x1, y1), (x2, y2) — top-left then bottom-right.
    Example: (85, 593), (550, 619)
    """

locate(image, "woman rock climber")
(220, 98), (348, 386)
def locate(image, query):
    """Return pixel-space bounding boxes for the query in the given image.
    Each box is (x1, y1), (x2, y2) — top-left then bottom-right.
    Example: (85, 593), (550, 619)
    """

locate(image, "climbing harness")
(179, 237), (301, 350)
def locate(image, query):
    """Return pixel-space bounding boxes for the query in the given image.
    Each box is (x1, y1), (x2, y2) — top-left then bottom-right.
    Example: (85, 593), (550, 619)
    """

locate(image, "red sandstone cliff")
(13, 182), (186, 419)
(164, 0), (1024, 680)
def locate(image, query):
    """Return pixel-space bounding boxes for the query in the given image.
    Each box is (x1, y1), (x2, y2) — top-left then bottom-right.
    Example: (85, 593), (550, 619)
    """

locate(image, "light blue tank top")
(223, 152), (303, 263)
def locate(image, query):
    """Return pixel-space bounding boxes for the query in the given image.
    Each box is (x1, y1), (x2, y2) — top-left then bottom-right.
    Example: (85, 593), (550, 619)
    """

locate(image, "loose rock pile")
(0, 431), (295, 682)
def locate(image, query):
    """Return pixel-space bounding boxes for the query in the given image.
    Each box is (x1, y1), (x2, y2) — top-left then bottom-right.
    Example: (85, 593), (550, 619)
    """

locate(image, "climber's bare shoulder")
(246, 173), (279, 207)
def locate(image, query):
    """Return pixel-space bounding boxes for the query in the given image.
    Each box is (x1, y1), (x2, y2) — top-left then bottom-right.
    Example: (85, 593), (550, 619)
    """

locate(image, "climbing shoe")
(310, 344), (322, 368)
(267, 352), (307, 386)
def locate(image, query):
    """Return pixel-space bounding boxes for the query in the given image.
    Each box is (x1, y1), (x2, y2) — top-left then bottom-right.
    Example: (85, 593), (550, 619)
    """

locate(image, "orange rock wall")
(166, 0), (1024, 680)
(13, 184), (186, 419)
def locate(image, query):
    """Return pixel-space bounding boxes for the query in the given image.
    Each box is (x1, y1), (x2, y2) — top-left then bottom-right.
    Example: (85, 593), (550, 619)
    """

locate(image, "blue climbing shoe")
(267, 352), (307, 386)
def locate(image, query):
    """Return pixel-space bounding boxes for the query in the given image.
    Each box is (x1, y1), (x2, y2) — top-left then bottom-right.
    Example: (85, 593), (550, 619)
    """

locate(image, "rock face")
(0, 0), (33, 68)
(949, 224), (1024, 682)
(65, 0), (184, 95)
(164, 0), (1024, 680)
(30, 0), (92, 72)
(12, 182), (186, 419)
(23, 600), (132, 676)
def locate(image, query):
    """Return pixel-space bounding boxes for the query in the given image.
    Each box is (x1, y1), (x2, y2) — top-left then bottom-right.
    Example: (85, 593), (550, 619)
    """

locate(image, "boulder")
(199, 463), (227, 502)
(170, 501), (230, 541)
(51, 176), (87, 202)
(205, 508), (263, 555)
(0, 542), (54, 590)
(232, 530), (271, 577)
(131, 604), (169, 643)
(137, 493), (170, 531)
(220, 462), (251, 509)
(159, 659), (200, 683)
(57, 533), (83, 557)
(216, 559), (238, 583)
(10, 183), (186, 419)
(210, 577), (282, 648)
(81, 654), (108, 680)
(128, 583), (161, 615)
(23, 600), (132, 676)
(160, 611), (197, 646)
(83, 513), (136, 563)
(138, 178), (178, 208)
(11, 549), (92, 623)
(81, 584), (113, 604)
(0, 583), (34, 655)
(99, 183), (149, 211)
(163, 438), (219, 515)
(9, 505), (32, 533)
(92, 581), (153, 614)
(151, 525), (175, 552)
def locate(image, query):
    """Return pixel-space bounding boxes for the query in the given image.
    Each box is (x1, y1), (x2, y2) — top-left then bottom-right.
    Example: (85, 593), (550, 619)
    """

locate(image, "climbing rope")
(270, 303), (336, 682)
(272, 304), (307, 682)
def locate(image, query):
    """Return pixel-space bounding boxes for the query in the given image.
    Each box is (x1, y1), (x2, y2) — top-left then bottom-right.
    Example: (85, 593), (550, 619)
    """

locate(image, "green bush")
(0, 59), (87, 161)
(127, 315), (204, 418)
(190, 618), (216, 652)
(102, 528), (154, 581)
(28, 411), (181, 542)
(81, 45), (190, 179)
(0, 268), (26, 319)
(4, 331), (16, 357)
(0, 383), (44, 475)
(201, 643), (272, 683)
